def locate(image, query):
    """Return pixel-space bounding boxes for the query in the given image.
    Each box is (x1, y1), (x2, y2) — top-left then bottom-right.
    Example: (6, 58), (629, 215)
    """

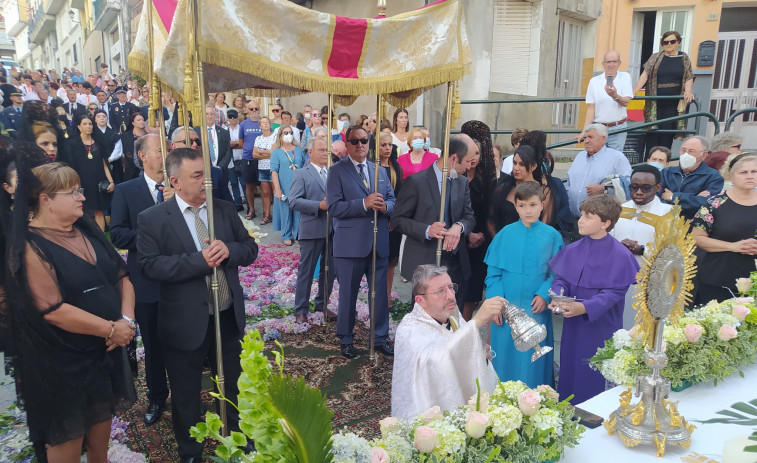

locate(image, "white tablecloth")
(561, 363), (757, 462)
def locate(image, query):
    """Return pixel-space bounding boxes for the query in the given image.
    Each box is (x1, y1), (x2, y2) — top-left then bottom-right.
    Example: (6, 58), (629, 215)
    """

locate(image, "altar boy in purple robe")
(548, 195), (639, 404)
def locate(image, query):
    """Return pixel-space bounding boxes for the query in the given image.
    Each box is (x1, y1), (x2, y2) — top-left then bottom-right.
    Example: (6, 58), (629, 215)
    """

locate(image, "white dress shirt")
(175, 193), (207, 252)
(143, 173), (163, 205)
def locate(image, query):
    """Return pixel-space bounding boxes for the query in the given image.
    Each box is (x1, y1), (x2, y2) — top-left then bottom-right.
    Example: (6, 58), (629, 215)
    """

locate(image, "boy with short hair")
(548, 194), (639, 403)
(485, 182), (564, 388)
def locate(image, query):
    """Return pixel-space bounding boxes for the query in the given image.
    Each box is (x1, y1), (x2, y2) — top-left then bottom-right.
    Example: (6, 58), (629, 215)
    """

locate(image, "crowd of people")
(0, 50), (755, 462)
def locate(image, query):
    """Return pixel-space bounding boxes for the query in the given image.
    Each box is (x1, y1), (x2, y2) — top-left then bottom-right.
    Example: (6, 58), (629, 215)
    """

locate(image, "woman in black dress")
(5, 162), (135, 462)
(92, 109), (122, 184)
(120, 111), (147, 182)
(68, 114), (114, 232)
(377, 130), (403, 304)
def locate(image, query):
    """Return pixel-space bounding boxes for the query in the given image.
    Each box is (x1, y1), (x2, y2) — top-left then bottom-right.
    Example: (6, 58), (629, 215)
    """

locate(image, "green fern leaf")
(267, 374), (334, 463)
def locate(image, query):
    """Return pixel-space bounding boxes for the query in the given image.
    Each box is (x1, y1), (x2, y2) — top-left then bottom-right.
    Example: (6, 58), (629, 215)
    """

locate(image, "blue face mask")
(649, 161), (664, 171)
(424, 137), (431, 150)
(411, 139), (426, 151)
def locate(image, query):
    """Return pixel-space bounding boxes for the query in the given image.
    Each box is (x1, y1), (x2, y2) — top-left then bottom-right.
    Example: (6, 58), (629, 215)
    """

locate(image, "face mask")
(411, 139), (425, 151)
(304, 113), (311, 119)
(678, 153), (697, 170)
(283, 134), (293, 144)
(649, 161), (664, 171)
(424, 137), (431, 150)
(338, 120), (349, 131)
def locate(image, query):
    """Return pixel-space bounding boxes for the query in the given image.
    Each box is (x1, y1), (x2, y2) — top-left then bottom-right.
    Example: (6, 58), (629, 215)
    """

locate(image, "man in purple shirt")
(239, 100), (262, 219)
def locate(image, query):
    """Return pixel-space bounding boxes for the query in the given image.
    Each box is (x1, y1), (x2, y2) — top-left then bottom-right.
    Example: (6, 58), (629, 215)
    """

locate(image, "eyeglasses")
(248, 107), (260, 111)
(347, 138), (369, 145)
(418, 283), (458, 297)
(731, 144), (742, 150)
(311, 113), (321, 117)
(54, 188), (85, 198)
(282, 131), (292, 135)
(679, 148), (703, 156)
(272, 109), (281, 113)
(662, 39), (678, 45)
(629, 184), (655, 193)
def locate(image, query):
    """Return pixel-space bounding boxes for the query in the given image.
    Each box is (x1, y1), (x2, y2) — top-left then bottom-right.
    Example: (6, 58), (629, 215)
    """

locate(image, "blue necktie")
(208, 127), (216, 163)
(358, 164), (369, 189)
(155, 183), (164, 203)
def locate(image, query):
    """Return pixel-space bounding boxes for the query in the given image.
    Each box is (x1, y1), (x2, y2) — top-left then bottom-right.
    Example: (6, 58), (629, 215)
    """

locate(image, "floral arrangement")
(240, 217), (268, 241)
(736, 262), (757, 299)
(590, 296), (757, 389)
(331, 381), (585, 463)
(0, 403), (145, 463)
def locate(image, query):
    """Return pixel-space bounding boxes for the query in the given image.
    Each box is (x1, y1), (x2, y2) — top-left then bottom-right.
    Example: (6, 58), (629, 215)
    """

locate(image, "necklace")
(284, 149), (297, 170)
(84, 140), (93, 159)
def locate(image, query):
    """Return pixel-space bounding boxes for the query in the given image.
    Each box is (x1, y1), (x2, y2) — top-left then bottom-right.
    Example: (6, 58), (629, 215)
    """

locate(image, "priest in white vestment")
(391, 265), (505, 420)
(610, 164), (672, 328)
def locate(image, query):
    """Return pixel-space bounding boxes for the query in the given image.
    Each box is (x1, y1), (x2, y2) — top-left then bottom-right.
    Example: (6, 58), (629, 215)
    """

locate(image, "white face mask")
(679, 153), (698, 170)
(282, 134), (293, 144)
(338, 120), (349, 131)
(304, 112), (311, 119)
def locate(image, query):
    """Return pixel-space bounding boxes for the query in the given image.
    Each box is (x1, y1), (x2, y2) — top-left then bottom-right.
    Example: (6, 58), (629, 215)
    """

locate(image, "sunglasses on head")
(662, 39), (678, 45)
(348, 138), (369, 145)
(629, 184), (655, 193)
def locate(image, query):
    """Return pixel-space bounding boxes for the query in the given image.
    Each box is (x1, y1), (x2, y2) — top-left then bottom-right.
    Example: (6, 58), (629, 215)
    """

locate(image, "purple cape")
(548, 234), (639, 289)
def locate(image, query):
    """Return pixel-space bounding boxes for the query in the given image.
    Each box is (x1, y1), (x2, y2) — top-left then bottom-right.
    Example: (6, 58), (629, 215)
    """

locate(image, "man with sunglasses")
(239, 101), (263, 219)
(327, 125), (396, 359)
(610, 164), (672, 329)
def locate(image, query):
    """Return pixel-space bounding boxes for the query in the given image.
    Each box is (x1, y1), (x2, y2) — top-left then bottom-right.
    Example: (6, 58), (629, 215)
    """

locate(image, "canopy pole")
(144, 0), (167, 172)
(324, 94), (333, 320)
(436, 82), (454, 266)
(155, 80), (168, 171)
(189, 0), (227, 436)
(368, 94), (384, 363)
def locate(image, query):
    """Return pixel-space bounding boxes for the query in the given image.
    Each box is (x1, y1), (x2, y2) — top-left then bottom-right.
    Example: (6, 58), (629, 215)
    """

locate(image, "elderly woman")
(632, 30), (694, 155)
(270, 125), (304, 245)
(397, 126), (437, 179)
(691, 153), (757, 303)
(706, 131), (742, 172)
(6, 162), (136, 462)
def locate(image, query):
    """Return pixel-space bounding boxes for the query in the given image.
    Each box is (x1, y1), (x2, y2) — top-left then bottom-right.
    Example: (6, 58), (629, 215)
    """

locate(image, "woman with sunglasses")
(270, 126), (304, 245)
(632, 30), (694, 156)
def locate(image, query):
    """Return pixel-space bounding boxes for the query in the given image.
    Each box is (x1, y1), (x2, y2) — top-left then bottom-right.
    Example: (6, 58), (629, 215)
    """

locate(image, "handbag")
(98, 180), (112, 193)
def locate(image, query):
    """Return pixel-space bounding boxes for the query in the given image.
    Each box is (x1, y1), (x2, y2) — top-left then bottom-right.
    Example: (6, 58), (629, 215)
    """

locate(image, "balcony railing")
(28, 5), (56, 44)
(93, 0), (121, 31)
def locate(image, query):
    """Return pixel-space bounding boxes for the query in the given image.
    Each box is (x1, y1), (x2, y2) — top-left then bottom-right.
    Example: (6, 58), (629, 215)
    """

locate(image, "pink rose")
(465, 412), (489, 438)
(628, 325), (642, 341)
(536, 384), (559, 400)
(422, 405), (442, 423)
(378, 417), (399, 438)
(370, 447), (389, 463)
(468, 392), (489, 413)
(736, 278), (753, 295)
(683, 324), (703, 343)
(718, 324), (738, 341)
(518, 389), (542, 416)
(732, 305), (750, 322)
(414, 426), (437, 453)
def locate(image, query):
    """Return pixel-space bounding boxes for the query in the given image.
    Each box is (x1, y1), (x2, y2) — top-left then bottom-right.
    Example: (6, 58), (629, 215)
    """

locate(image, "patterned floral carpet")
(121, 322), (393, 462)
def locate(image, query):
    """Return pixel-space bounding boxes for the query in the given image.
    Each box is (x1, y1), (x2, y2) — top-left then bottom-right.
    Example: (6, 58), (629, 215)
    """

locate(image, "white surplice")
(391, 303), (499, 420)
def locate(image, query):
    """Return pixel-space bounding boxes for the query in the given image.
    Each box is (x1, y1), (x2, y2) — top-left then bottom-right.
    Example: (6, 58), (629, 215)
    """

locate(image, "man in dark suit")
(326, 126), (395, 359)
(110, 133), (171, 426)
(109, 86), (137, 134)
(289, 136), (337, 324)
(63, 87), (87, 124)
(137, 148), (257, 462)
(0, 90), (23, 139)
(390, 134), (478, 312)
(202, 105), (232, 176)
(171, 127), (234, 203)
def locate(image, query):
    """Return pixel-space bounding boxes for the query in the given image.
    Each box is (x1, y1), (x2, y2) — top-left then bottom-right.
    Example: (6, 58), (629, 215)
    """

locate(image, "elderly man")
(330, 139), (347, 164)
(660, 136), (724, 220)
(171, 127), (234, 203)
(392, 265), (503, 420)
(391, 134), (477, 314)
(566, 123), (632, 218)
(580, 51), (633, 151)
(138, 148), (257, 462)
(327, 125), (395, 359)
(110, 134), (172, 426)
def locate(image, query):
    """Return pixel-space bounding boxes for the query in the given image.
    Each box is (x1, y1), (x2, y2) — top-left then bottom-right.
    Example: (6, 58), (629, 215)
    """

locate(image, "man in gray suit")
(289, 137), (337, 324)
(390, 134), (477, 312)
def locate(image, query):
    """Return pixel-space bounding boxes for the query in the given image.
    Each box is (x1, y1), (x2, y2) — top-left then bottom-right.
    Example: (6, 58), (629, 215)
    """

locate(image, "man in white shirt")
(77, 82), (97, 106)
(610, 164), (671, 328)
(580, 51), (633, 152)
(392, 265), (504, 420)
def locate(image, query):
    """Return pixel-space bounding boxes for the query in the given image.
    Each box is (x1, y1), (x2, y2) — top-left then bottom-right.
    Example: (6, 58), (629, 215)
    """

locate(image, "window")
(653, 9), (692, 54)
(72, 44), (77, 63)
(489, 0), (543, 96)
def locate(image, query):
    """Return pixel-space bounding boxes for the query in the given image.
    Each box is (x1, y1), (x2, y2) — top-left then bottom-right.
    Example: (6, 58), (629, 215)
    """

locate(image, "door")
(708, 32), (757, 148)
(553, 15), (585, 132)
(653, 9), (692, 55)
(628, 13), (645, 84)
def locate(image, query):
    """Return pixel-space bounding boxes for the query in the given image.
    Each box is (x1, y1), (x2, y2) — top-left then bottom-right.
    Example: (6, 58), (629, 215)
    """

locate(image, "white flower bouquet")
(331, 381), (585, 463)
(590, 297), (757, 390)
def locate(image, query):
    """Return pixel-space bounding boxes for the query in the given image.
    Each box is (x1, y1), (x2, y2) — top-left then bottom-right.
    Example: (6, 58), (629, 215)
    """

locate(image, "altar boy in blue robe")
(484, 182), (563, 388)
(548, 194), (639, 404)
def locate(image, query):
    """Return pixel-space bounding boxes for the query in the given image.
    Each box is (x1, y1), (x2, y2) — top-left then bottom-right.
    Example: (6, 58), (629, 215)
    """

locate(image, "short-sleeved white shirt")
(585, 71), (633, 124)
(254, 132), (276, 170)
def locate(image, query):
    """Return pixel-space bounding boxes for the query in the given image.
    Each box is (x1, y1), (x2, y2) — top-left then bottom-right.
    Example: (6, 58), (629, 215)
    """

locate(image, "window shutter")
(489, 0), (542, 96)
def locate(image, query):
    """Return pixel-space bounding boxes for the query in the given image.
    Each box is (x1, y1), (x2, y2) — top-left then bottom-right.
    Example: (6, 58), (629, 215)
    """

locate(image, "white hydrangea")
(612, 329), (632, 349)
(429, 419), (467, 458)
(488, 403), (523, 437)
(662, 325), (686, 345)
(373, 433), (414, 463)
(492, 380), (529, 403)
(601, 350), (637, 386)
(331, 432), (372, 463)
(530, 407), (563, 436)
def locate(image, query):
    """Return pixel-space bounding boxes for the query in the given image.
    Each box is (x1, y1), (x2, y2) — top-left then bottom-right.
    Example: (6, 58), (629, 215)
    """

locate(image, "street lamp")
(68, 10), (80, 24)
